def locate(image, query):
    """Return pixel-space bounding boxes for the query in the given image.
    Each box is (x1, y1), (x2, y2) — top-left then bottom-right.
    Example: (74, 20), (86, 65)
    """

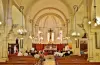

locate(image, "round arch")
(35, 13), (65, 27)
(24, 0), (72, 15)
(33, 7), (68, 26)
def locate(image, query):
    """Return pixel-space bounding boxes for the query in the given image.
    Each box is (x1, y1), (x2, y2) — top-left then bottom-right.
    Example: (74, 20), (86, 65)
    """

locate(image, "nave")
(0, 43), (99, 65)
(1, 0), (100, 64)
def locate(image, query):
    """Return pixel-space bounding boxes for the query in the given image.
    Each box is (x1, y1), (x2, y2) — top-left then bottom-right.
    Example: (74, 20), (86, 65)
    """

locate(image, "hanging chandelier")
(17, 6), (27, 35)
(71, 5), (80, 37)
(71, 31), (80, 37)
(88, 0), (100, 26)
(29, 34), (34, 39)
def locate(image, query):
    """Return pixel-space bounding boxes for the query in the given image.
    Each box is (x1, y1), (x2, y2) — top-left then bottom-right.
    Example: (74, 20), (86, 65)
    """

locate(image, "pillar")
(88, 32), (94, 62)
(0, 0), (12, 62)
(88, 24), (100, 62)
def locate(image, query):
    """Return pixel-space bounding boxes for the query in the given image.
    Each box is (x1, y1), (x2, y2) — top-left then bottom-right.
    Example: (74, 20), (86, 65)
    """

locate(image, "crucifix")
(48, 28), (53, 40)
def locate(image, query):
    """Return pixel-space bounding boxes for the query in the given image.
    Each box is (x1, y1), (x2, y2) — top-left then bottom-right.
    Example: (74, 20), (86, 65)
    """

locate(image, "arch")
(33, 7), (68, 26)
(24, 0), (72, 15)
(38, 15), (59, 28)
(35, 13), (65, 27)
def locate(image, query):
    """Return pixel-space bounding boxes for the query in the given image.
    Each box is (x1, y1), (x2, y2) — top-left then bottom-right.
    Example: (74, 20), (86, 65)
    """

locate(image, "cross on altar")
(48, 28), (53, 40)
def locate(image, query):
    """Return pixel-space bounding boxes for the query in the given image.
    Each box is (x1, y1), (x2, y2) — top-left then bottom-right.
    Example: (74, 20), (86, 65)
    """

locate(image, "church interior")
(0, 0), (100, 65)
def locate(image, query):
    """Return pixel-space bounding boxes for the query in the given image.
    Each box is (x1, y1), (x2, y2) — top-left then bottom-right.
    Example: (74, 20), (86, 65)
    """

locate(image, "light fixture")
(93, 0), (98, 26)
(88, 21), (91, 24)
(40, 37), (43, 40)
(94, 22), (97, 26)
(71, 5), (80, 38)
(17, 6), (27, 35)
(75, 38), (77, 40)
(0, 21), (2, 25)
(72, 31), (80, 37)
(66, 37), (70, 39)
(89, 0), (100, 26)
(57, 37), (60, 40)
(95, 17), (100, 25)
(29, 34), (34, 39)
(38, 30), (42, 34)
(29, 35), (32, 39)
(20, 38), (24, 40)
(63, 37), (70, 39)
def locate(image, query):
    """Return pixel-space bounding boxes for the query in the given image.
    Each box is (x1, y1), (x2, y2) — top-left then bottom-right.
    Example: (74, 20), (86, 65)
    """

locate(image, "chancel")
(1, 0), (100, 65)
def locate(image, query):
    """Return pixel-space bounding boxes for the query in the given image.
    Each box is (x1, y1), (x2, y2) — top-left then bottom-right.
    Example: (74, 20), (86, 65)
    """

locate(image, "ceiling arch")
(39, 15), (59, 28)
(33, 7), (68, 26)
(13, 0), (72, 15)
(25, 0), (72, 15)
(35, 13), (65, 27)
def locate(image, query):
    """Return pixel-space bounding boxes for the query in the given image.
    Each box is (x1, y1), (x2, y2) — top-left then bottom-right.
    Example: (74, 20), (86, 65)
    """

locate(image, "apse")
(38, 15), (62, 44)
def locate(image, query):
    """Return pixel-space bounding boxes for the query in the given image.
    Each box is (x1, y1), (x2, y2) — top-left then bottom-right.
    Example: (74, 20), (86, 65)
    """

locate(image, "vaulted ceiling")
(13, 0), (87, 16)
(2, 0), (100, 35)
(12, 0), (93, 35)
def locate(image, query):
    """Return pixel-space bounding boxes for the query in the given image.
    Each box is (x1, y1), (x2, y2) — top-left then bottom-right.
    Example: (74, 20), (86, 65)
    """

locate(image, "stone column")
(83, 0), (94, 62)
(88, 32), (94, 62)
(1, 37), (8, 61)
(0, 0), (12, 62)
(0, 38), (8, 62)
(88, 25), (100, 62)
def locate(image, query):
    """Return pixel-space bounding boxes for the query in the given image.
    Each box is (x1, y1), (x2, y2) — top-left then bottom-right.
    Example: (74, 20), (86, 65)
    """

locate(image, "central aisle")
(43, 55), (56, 65)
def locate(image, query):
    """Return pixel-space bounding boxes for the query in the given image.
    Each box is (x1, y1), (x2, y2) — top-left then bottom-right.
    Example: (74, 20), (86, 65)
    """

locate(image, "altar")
(32, 44), (65, 53)
(44, 44), (57, 54)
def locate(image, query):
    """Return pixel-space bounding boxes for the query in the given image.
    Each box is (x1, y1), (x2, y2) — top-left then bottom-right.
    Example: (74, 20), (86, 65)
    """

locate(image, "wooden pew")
(57, 62), (100, 65)
(0, 63), (35, 65)
(55, 55), (100, 65)
(0, 56), (39, 65)
(9, 56), (38, 61)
